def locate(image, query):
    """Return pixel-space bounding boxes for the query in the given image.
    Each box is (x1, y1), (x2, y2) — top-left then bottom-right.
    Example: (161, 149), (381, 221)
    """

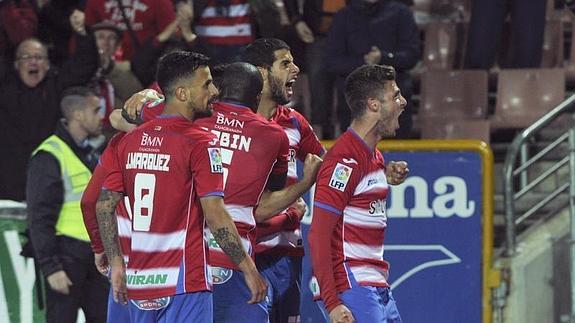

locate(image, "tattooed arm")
(96, 189), (127, 304)
(96, 190), (123, 261)
(200, 196), (268, 304)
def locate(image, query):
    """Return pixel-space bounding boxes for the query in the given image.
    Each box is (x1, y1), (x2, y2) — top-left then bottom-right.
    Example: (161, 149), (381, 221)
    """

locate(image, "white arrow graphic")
(384, 244), (461, 290)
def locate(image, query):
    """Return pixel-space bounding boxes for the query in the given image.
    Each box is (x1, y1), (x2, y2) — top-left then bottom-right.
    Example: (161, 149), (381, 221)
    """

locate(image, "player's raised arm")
(254, 153), (323, 221)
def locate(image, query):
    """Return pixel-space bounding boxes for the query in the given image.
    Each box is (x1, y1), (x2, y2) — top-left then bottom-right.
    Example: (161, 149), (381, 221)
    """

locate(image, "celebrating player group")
(83, 38), (409, 323)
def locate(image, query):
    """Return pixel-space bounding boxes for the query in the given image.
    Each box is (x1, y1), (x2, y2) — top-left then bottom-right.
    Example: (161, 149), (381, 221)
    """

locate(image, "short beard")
(190, 100), (214, 121)
(268, 74), (290, 105)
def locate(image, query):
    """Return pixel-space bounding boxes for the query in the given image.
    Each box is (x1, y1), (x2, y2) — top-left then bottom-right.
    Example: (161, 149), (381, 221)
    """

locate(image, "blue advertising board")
(299, 149), (484, 323)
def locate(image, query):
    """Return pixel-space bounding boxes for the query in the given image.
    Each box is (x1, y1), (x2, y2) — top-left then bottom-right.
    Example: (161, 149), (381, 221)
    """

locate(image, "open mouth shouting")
(285, 78), (296, 98)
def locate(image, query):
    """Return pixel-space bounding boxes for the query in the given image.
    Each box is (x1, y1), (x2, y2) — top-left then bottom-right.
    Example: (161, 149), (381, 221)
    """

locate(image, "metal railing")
(503, 94), (575, 256)
(502, 94), (575, 322)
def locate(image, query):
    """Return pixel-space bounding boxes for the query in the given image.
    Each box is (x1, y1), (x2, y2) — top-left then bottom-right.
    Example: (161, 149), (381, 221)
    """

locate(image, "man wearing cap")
(91, 20), (143, 136)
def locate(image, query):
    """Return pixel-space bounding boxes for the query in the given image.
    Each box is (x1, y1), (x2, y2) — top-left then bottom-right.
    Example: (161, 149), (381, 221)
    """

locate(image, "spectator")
(90, 20), (143, 137)
(26, 86), (108, 323)
(465, 0), (547, 69)
(285, 0), (346, 139)
(0, 14), (98, 201)
(84, 0), (176, 60)
(327, 0), (420, 138)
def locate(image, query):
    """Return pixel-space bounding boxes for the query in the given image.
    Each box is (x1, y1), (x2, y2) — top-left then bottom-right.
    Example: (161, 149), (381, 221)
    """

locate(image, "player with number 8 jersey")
(104, 116), (224, 300)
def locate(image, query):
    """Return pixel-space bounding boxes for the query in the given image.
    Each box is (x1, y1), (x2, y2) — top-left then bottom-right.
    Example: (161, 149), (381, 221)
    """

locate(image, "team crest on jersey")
(309, 276), (321, 298)
(329, 163), (352, 191)
(211, 266), (233, 284)
(130, 297), (171, 310)
(207, 148), (223, 173)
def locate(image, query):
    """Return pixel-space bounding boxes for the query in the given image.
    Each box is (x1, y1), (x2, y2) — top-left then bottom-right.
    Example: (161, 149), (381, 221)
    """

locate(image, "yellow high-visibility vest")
(33, 135), (91, 241)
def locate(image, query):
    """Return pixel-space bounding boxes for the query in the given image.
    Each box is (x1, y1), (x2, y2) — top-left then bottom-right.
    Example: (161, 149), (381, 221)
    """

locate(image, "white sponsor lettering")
(369, 199), (386, 216)
(216, 113), (245, 129)
(388, 176), (475, 218)
(210, 130), (251, 152)
(125, 153), (170, 172)
(140, 132), (163, 147)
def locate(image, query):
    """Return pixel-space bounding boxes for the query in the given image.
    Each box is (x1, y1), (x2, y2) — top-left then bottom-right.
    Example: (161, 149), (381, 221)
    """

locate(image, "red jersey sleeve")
(271, 128), (290, 176)
(309, 156), (362, 312)
(81, 165), (107, 253)
(308, 207), (343, 312)
(313, 157), (361, 214)
(141, 102), (165, 123)
(140, 83), (165, 122)
(189, 133), (225, 198)
(256, 207), (301, 238)
(294, 111), (325, 160)
(102, 145), (124, 193)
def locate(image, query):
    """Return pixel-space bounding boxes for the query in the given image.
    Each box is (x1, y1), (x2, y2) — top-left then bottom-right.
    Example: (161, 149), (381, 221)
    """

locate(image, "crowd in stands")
(0, 0), (568, 201)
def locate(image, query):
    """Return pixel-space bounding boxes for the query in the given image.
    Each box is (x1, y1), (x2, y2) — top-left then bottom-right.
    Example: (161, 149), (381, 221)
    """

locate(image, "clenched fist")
(386, 161), (409, 185)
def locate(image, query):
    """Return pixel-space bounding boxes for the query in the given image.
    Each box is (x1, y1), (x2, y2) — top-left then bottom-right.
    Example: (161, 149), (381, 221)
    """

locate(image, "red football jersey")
(104, 116), (224, 299)
(255, 106), (325, 256)
(310, 129), (391, 309)
(195, 102), (289, 269)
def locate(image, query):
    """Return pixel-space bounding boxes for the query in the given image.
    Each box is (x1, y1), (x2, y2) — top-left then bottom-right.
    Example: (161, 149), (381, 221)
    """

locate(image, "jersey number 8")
(133, 173), (156, 231)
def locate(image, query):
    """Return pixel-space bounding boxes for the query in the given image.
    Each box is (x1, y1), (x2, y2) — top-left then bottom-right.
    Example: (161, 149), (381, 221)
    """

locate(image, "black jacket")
(0, 31), (98, 201)
(26, 121), (98, 277)
(326, 0), (420, 94)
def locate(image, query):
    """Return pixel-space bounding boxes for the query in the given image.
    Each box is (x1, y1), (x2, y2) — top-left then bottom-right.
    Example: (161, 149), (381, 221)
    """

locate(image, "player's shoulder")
(323, 135), (362, 167)
(256, 116), (286, 137)
(274, 105), (311, 129)
(125, 118), (176, 137)
(289, 108), (309, 123)
(277, 105), (307, 121)
(183, 124), (219, 146)
(324, 146), (360, 165)
(107, 132), (126, 149)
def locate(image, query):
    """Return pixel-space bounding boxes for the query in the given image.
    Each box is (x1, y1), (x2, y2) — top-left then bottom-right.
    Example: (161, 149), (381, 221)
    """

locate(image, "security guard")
(26, 86), (108, 323)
